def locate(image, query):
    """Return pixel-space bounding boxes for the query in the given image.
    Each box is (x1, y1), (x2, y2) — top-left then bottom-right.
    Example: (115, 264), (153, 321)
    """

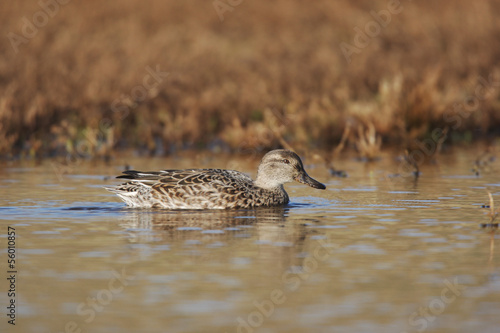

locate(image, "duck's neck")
(254, 176), (281, 190)
(254, 177), (287, 196)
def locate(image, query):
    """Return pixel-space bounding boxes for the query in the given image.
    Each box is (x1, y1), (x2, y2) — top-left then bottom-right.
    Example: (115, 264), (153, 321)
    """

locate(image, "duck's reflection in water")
(120, 206), (287, 231)
(118, 206), (323, 270)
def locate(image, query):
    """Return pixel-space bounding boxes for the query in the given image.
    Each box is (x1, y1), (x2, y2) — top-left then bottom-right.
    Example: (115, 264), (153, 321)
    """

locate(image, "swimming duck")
(106, 149), (325, 209)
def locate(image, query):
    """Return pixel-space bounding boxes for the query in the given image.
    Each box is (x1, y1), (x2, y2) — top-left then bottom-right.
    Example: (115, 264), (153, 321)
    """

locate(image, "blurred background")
(2, 0), (500, 159)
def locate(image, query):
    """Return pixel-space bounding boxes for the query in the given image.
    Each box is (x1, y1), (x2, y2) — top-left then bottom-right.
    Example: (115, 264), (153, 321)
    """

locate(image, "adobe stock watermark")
(443, 73), (500, 131)
(58, 267), (134, 333)
(394, 72), (500, 180)
(7, 0), (72, 54)
(236, 238), (338, 333)
(402, 277), (466, 333)
(213, 0), (244, 22)
(108, 65), (169, 121)
(340, 0), (405, 64)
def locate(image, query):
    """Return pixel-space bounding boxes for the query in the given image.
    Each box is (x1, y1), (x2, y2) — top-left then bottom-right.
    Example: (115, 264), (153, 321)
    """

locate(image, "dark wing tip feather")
(116, 170), (140, 179)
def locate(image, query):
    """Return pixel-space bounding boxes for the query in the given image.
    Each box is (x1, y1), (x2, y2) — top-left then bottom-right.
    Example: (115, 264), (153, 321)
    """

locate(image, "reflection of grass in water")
(2, 1), (500, 157)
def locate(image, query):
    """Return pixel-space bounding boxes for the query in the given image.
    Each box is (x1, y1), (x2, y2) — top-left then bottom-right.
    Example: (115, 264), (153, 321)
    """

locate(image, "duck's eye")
(283, 159), (290, 164)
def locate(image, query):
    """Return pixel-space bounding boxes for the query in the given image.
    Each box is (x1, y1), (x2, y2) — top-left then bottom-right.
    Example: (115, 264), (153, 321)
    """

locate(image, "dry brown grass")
(2, 0), (500, 158)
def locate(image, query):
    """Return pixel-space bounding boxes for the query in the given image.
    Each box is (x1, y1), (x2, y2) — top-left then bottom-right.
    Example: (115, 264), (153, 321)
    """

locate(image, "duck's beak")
(295, 171), (326, 190)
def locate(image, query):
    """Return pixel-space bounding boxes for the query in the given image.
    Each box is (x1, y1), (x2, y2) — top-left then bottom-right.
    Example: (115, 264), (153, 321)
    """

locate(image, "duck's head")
(255, 149), (326, 190)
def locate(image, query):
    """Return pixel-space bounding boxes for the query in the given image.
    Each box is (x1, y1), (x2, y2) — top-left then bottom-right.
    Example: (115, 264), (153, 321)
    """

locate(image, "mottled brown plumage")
(105, 149), (326, 209)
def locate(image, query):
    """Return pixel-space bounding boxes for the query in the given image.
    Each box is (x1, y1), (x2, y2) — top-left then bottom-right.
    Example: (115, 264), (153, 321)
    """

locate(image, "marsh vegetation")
(2, 0), (500, 159)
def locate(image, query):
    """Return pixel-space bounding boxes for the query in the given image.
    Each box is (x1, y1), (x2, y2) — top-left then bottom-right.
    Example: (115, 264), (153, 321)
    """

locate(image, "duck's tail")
(104, 182), (154, 208)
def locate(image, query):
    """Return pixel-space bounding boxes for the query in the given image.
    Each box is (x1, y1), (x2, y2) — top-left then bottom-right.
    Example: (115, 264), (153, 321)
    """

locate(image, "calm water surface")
(0, 150), (499, 333)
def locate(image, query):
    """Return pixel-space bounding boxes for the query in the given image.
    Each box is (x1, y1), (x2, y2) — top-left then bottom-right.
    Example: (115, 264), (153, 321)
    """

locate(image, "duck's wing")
(117, 169), (253, 187)
(110, 169), (258, 209)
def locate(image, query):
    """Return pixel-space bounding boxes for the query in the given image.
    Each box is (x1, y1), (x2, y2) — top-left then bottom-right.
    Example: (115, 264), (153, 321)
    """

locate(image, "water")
(1, 150), (499, 333)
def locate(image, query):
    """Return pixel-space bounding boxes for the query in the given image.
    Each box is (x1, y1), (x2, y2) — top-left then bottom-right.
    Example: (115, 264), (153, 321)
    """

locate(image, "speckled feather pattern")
(107, 169), (289, 209)
(105, 149), (325, 210)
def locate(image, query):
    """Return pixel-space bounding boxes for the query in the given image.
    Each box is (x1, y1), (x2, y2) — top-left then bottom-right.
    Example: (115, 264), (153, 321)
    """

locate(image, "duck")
(106, 149), (325, 209)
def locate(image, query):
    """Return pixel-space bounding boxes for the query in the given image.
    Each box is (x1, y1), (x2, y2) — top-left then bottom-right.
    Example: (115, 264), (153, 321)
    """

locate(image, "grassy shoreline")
(2, 1), (500, 159)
